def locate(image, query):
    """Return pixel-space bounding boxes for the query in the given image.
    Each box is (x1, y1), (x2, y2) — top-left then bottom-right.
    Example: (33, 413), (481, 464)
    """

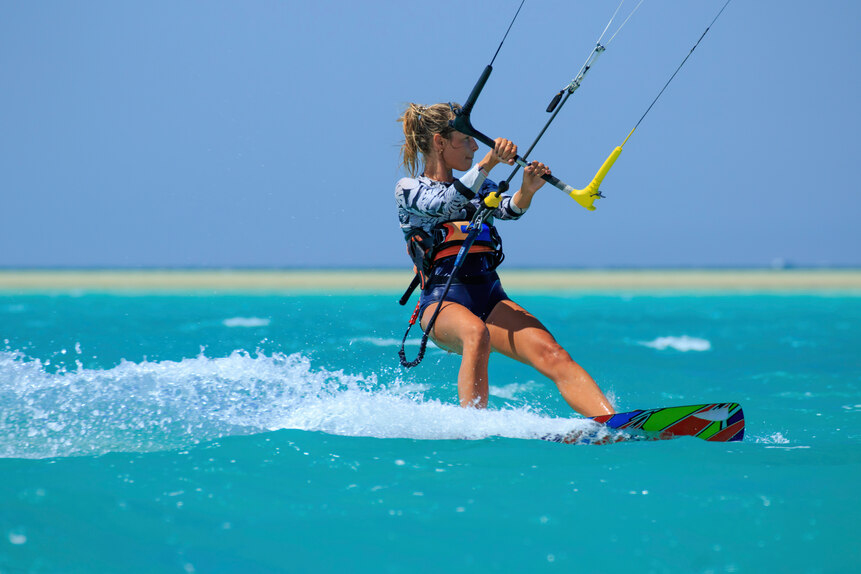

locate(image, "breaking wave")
(639, 336), (712, 352)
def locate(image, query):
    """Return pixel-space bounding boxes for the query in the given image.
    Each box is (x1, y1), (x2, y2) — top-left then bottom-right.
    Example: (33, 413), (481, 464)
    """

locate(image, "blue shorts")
(418, 254), (509, 322)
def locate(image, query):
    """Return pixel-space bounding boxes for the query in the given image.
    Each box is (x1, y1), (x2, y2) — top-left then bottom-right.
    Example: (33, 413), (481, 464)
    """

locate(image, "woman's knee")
(461, 320), (491, 353)
(533, 340), (572, 372)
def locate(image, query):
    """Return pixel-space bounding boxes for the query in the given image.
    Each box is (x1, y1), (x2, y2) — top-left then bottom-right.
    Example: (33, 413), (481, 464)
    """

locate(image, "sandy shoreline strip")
(1, 269), (860, 294)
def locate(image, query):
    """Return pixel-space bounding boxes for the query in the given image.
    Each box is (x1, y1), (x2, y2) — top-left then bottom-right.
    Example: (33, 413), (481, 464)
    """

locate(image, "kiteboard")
(545, 402), (745, 445)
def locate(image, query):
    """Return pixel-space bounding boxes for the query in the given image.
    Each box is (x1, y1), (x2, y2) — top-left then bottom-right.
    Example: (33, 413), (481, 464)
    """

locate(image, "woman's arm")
(396, 176), (471, 219)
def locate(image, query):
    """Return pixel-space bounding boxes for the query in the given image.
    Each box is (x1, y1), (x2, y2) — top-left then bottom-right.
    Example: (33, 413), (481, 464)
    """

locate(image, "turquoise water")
(1, 291), (859, 573)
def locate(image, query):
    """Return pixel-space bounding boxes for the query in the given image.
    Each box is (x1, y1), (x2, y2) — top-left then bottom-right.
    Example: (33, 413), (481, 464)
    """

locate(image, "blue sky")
(1, 1), (859, 268)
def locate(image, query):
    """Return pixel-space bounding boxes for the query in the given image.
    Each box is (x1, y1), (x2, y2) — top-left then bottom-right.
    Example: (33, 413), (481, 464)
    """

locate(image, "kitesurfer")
(396, 102), (614, 416)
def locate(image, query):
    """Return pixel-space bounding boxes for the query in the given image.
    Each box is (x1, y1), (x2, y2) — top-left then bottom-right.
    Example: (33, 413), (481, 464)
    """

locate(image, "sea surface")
(1, 290), (859, 573)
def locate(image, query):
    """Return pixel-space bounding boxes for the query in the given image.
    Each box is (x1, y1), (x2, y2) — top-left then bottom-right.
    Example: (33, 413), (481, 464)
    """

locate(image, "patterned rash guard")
(395, 164), (526, 238)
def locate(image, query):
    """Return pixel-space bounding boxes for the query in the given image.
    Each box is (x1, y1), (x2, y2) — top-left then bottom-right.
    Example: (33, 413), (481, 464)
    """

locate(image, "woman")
(396, 102), (614, 417)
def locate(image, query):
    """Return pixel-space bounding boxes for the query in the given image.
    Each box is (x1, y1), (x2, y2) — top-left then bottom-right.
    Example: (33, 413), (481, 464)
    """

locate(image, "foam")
(0, 349), (589, 459)
(489, 381), (542, 400)
(754, 432), (791, 444)
(639, 336), (712, 352)
(222, 317), (271, 328)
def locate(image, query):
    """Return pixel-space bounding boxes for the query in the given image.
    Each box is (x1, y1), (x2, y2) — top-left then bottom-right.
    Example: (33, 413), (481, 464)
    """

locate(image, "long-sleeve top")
(395, 164), (527, 238)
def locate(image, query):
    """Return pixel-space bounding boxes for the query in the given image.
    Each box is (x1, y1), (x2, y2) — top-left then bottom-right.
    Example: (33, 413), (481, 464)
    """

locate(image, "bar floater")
(568, 145), (622, 211)
(566, 0), (735, 210)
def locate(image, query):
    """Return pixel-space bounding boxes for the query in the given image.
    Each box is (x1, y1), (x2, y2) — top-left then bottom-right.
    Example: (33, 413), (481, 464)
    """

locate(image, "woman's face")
(441, 131), (478, 172)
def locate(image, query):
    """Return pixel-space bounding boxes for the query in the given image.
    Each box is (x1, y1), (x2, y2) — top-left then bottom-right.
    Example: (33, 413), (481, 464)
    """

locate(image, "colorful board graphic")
(545, 402), (745, 445)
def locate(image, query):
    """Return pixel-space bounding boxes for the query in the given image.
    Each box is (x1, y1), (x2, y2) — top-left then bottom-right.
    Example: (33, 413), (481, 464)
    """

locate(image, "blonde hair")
(398, 102), (461, 176)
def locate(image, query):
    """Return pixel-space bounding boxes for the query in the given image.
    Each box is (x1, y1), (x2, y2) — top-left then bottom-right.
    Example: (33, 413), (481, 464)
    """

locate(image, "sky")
(1, 0), (859, 269)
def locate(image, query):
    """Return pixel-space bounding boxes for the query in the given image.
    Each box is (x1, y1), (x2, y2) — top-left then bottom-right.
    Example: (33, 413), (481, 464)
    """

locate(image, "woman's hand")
(478, 138), (518, 172)
(510, 161), (550, 212)
(522, 161), (550, 194)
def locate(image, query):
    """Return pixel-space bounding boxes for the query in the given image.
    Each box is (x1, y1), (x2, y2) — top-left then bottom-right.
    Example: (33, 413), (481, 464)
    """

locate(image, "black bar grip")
(546, 91), (563, 113)
(462, 65), (493, 115)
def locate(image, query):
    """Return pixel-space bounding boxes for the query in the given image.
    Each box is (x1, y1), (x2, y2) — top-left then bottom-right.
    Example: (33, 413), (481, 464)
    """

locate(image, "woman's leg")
(422, 301), (491, 408)
(485, 299), (614, 417)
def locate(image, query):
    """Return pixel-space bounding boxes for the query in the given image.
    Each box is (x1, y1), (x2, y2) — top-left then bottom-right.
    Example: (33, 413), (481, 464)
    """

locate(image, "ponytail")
(398, 102), (461, 177)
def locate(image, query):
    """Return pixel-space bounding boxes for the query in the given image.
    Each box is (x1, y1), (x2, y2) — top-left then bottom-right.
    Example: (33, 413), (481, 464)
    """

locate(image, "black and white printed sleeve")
(395, 165), (527, 237)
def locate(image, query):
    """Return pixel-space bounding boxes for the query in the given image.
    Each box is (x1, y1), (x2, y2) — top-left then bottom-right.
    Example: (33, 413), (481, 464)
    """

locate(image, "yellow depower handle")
(483, 191), (502, 209)
(569, 145), (623, 211)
